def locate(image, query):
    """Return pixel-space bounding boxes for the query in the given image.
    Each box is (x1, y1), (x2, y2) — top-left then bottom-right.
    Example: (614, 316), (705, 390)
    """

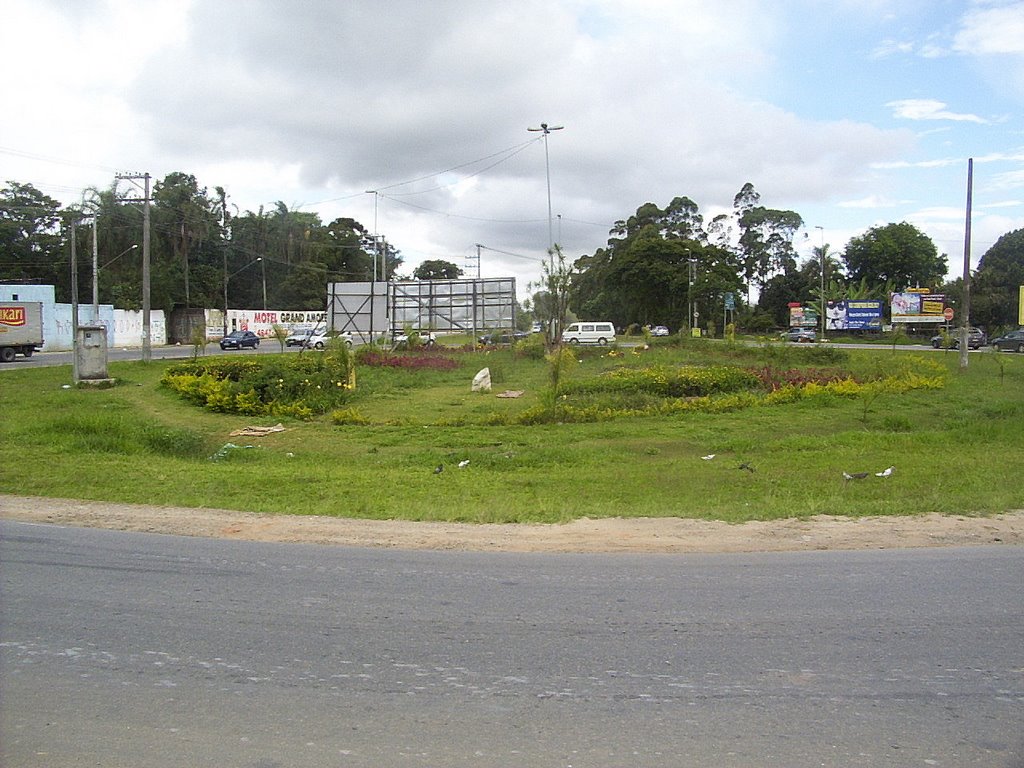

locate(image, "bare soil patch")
(2, 494), (1022, 553)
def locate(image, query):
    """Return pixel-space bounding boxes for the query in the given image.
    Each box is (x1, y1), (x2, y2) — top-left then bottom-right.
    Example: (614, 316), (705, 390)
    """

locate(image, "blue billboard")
(825, 300), (883, 331)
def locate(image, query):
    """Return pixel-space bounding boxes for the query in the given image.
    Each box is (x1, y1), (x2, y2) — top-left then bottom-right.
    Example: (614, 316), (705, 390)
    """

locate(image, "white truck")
(0, 302), (44, 362)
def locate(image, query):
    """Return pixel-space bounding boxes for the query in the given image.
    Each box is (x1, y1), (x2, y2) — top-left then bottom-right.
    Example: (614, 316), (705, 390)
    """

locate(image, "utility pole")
(959, 158), (973, 370)
(91, 217), (99, 323)
(70, 217), (80, 382)
(221, 188), (230, 336)
(116, 172), (152, 361)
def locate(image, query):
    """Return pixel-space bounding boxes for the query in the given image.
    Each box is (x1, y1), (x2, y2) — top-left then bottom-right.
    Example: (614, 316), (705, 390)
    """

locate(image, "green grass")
(2, 342), (1022, 524)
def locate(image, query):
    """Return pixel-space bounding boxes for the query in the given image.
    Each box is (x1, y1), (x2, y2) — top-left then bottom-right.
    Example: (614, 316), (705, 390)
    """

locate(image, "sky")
(2, 0), (1023, 299)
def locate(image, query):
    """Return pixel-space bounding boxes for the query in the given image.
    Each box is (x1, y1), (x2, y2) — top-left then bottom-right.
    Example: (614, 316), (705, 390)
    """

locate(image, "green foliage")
(162, 349), (356, 417)
(844, 221), (946, 290)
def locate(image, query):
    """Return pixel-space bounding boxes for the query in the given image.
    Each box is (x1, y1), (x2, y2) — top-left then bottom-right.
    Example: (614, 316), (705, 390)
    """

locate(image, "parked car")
(478, 331), (528, 345)
(990, 329), (1024, 353)
(780, 328), (816, 343)
(219, 330), (260, 350)
(650, 325), (670, 337)
(930, 327), (987, 349)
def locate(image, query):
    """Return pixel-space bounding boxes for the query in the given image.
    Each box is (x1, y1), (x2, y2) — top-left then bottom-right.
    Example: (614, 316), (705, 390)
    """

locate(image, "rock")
(472, 367), (491, 392)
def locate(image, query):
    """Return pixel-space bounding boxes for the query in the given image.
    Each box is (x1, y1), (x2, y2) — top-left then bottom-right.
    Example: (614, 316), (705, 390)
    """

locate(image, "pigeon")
(843, 471), (870, 481)
(701, 454), (716, 461)
(458, 460), (470, 468)
(737, 462), (755, 473)
(875, 466), (895, 477)
(433, 464), (444, 474)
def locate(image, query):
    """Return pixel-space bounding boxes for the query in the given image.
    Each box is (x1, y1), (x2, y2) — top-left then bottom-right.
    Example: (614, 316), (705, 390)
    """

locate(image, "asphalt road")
(2, 521), (1022, 767)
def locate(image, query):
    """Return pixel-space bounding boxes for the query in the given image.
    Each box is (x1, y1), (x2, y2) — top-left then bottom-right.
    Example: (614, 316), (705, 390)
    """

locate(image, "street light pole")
(527, 122), (564, 268)
(815, 226), (826, 340)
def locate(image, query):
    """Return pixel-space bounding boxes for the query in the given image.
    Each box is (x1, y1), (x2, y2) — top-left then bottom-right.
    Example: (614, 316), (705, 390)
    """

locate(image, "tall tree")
(970, 228), (1024, 330)
(732, 182), (804, 297)
(843, 222), (946, 290)
(0, 182), (66, 294)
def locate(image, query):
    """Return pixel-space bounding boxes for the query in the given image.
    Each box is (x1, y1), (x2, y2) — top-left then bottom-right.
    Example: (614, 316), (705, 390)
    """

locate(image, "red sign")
(0, 306), (26, 327)
(943, 307), (954, 321)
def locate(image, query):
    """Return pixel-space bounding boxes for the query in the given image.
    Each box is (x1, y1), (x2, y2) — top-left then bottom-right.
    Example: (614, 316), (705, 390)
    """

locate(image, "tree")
(843, 222), (946, 290)
(0, 182), (66, 294)
(413, 259), (462, 280)
(732, 182), (804, 297)
(970, 228), (1024, 330)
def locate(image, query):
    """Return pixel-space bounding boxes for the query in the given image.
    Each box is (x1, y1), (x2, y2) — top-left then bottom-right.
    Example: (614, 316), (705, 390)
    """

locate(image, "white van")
(561, 321), (616, 345)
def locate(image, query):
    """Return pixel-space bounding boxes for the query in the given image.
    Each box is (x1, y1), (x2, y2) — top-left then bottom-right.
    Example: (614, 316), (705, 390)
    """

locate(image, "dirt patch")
(2, 494), (1023, 553)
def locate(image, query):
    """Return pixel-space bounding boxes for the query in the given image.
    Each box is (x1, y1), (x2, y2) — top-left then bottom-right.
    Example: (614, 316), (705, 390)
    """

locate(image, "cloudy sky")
(2, 0), (1023, 294)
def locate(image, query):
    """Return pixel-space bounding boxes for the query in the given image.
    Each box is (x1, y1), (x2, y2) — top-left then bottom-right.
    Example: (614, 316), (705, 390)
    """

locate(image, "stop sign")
(943, 307), (954, 320)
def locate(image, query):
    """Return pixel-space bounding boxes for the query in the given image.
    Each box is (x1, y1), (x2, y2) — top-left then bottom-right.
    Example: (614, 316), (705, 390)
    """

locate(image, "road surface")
(3, 522), (1022, 767)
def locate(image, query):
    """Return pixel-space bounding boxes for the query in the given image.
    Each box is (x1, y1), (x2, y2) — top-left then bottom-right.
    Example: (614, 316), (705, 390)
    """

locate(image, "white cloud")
(954, 2), (1024, 55)
(838, 195), (913, 209)
(886, 99), (988, 123)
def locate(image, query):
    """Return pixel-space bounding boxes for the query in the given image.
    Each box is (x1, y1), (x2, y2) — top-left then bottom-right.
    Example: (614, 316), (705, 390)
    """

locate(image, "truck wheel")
(598, 338), (608, 346)
(0, 347), (16, 363)
(22, 348), (33, 358)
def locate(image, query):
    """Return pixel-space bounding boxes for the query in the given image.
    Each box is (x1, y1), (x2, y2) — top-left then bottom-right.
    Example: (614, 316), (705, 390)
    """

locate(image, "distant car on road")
(930, 327), (987, 349)
(990, 329), (1024, 353)
(650, 325), (670, 337)
(306, 331), (353, 349)
(219, 330), (260, 350)
(393, 331), (436, 348)
(285, 329), (314, 347)
(780, 328), (816, 343)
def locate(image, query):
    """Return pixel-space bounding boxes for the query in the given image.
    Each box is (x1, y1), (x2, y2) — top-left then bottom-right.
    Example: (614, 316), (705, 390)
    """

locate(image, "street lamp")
(527, 122), (564, 265)
(94, 244), (138, 321)
(223, 257), (262, 335)
(815, 226), (825, 339)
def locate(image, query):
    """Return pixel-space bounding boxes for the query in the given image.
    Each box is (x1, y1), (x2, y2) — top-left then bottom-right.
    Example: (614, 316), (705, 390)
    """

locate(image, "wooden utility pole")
(115, 172), (152, 361)
(959, 158), (973, 370)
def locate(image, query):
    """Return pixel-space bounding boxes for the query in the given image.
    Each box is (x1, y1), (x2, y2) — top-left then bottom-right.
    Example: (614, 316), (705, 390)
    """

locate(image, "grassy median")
(1, 339), (1021, 524)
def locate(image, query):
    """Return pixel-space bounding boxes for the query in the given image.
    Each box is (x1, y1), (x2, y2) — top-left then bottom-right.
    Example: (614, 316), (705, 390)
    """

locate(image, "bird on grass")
(458, 460), (470, 468)
(737, 462), (755, 473)
(875, 466), (895, 477)
(433, 464), (444, 474)
(843, 471), (870, 481)
(701, 454), (716, 461)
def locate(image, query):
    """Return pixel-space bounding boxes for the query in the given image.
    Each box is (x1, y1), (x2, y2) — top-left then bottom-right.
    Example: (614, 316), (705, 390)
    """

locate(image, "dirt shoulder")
(2, 494), (1023, 553)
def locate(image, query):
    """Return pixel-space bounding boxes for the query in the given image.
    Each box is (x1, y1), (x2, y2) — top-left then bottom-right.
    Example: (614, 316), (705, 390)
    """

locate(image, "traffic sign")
(943, 307), (954, 321)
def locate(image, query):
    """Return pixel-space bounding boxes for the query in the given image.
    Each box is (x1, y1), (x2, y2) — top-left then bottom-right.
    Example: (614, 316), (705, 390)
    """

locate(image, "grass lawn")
(1, 339), (1022, 524)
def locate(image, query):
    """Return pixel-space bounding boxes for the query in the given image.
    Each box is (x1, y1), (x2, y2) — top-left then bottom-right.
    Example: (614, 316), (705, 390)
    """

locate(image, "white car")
(393, 331), (436, 347)
(651, 325), (670, 337)
(285, 329), (315, 346)
(306, 331), (353, 349)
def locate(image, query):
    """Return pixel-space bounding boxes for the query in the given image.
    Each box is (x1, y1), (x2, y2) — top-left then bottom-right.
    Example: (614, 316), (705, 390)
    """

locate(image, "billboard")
(788, 305), (818, 328)
(825, 300), (883, 331)
(890, 292), (946, 324)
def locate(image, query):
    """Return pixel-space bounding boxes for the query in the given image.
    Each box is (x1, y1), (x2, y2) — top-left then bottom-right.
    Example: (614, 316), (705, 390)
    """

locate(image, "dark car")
(990, 329), (1024, 353)
(219, 330), (260, 350)
(780, 328), (816, 343)
(930, 327), (987, 349)
(478, 331), (528, 345)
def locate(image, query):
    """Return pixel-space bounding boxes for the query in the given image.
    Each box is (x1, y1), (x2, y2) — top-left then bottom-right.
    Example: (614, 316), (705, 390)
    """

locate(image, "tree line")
(0, 174), (399, 314)
(563, 182), (1022, 334)
(2, 176), (1022, 332)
